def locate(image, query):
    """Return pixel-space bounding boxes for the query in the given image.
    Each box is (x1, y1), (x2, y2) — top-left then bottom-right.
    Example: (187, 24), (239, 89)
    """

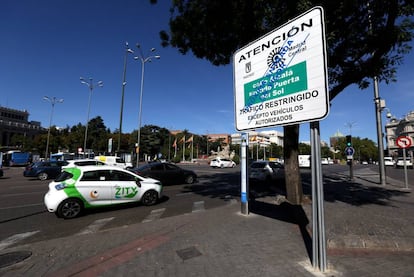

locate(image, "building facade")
(384, 110), (414, 158)
(0, 106), (44, 148)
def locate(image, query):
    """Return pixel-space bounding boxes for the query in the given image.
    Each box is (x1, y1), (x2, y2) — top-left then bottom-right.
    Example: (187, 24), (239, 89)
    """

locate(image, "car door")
(270, 162), (284, 180)
(148, 163), (167, 183)
(109, 169), (140, 204)
(76, 169), (114, 206)
(163, 163), (183, 184)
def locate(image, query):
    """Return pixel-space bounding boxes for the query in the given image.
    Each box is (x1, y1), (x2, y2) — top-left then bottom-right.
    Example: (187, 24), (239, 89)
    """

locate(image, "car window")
(151, 164), (164, 171)
(81, 171), (101, 181)
(115, 157), (125, 163)
(75, 161), (99, 166)
(270, 162), (283, 169)
(165, 164), (178, 170)
(251, 163), (266, 169)
(55, 171), (73, 182)
(109, 170), (136, 181)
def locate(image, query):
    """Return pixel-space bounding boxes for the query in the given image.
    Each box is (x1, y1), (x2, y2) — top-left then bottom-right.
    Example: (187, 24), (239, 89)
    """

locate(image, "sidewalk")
(1, 168), (413, 276)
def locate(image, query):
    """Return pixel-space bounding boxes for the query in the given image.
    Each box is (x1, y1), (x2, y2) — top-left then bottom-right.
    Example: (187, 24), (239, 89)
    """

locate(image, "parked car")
(384, 157), (394, 166)
(210, 157), (236, 168)
(395, 157), (413, 169)
(23, 160), (69, 180)
(44, 165), (162, 219)
(130, 162), (197, 185)
(249, 161), (285, 183)
(62, 159), (106, 169)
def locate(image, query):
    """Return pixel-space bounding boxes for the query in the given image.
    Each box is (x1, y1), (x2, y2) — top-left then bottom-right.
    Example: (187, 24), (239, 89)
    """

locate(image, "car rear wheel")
(141, 190), (158, 206)
(57, 198), (83, 219)
(38, 172), (48, 180)
(185, 175), (195, 184)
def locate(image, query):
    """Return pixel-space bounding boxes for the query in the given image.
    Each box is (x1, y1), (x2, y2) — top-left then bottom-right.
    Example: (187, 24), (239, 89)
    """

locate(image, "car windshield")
(251, 162), (266, 169)
(55, 171), (73, 182)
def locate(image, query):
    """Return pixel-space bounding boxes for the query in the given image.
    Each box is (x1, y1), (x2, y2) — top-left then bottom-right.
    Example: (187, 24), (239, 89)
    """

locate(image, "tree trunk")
(283, 124), (303, 205)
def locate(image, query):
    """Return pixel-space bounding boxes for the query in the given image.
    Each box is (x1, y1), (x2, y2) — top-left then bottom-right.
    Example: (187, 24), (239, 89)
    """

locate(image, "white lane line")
(192, 201), (205, 213)
(0, 203), (45, 210)
(76, 217), (115, 235)
(142, 208), (166, 223)
(0, 231), (40, 250)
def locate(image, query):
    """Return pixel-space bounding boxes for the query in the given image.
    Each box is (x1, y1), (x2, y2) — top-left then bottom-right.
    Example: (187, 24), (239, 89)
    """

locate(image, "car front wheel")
(57, 198), (83, 219)
(38, 172), (48, 180)
(141, 190), (159, 206)
(185, 175), (195, 184)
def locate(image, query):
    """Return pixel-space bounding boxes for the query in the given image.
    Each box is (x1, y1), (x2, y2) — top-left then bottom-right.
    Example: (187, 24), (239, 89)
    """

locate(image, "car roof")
(66, 158), (101, 162)
(64, 165), (128, 171)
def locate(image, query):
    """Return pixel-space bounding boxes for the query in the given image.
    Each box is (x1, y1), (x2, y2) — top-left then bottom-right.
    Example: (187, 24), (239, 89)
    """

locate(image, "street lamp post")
(134, 43), (160, 166)
(80, 77), (103, 158)
(43, 96), (64, 159)
(118, 42), (134, 154)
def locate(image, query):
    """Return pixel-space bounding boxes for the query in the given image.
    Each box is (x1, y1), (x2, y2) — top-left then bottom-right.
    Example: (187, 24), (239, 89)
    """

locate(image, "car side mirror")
(136, 179), (141, 187)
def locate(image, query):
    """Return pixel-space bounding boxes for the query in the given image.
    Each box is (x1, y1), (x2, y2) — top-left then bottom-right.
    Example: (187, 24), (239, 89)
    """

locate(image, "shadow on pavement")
(249, 200), (312, 260)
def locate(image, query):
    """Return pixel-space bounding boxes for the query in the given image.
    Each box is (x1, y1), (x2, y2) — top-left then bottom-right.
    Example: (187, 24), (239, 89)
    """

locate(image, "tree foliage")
(159, 0), (413, 99)
(154, 0), (413, 204)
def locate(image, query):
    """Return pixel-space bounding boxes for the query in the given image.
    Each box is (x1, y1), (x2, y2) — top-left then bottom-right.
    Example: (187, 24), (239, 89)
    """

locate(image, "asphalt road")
(0, 164), (240, 249)
(0, 163), (412, 250)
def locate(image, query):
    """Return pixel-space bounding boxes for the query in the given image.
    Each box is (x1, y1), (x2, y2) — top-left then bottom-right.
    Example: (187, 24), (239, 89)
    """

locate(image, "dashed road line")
(142, 208), (166, 223)
(0, 231), (40, 250)
(192, 201), (205, 213)
(76, 217), (115, 235)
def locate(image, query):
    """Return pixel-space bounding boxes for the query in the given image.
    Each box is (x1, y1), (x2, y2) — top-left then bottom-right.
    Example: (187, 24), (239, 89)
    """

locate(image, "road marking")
(0, 231), (40, 250)
(192, 201), (205, 213)
(0, 203), (44, 210)
(76, 217), (114, 235)
(142, 208), (166, 223)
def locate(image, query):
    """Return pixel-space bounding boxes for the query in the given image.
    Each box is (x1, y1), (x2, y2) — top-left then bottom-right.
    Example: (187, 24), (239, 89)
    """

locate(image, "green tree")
(155, 0), (413, 204)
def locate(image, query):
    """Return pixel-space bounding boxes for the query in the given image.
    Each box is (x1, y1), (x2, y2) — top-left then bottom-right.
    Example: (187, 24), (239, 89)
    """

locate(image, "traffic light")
(346, 135), (352, 147)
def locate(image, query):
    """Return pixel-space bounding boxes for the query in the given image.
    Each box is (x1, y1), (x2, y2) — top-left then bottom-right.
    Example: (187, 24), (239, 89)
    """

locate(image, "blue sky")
(1, 1), (413, 145)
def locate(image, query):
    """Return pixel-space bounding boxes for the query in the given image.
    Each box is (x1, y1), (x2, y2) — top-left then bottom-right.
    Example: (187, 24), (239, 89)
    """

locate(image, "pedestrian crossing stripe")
(0, 231), (39, 251)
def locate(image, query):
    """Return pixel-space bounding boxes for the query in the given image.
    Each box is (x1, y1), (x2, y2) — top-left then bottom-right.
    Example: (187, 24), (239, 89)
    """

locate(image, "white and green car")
(44, 165), (163, 219)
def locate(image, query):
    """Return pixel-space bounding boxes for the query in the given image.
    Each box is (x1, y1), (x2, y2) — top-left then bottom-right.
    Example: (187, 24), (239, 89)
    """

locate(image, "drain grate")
(176, 246), (202, 261)
(0, 251), (32, 268)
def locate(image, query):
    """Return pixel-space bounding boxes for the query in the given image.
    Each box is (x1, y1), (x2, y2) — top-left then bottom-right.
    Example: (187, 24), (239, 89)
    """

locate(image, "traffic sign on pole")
(233, 7), (329, 131)
(396, 136), (412, 149)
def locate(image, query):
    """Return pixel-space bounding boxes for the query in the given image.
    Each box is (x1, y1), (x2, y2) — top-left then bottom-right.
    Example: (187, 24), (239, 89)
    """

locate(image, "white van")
(95, 156), (133, 169)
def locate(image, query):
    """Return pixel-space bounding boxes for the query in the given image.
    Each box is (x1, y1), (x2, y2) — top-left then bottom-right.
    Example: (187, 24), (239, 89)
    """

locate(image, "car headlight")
(55, 183), (66, 190)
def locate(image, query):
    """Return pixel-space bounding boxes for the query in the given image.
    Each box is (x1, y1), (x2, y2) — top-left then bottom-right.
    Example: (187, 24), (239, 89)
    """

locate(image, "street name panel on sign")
(233, 6), (329, 131)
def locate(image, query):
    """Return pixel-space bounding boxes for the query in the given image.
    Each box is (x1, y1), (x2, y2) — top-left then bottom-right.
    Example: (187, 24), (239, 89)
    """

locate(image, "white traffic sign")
(234, 6), (329, 131)
(396, 136), (412, 149)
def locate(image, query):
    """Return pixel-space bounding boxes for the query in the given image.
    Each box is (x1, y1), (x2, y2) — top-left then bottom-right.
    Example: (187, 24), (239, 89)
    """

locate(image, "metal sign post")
(311, 121), (326, 271)
(240, 133), (249, 214)
(345, 147), (355, 181)
(396, 136), (412, 189)
(233, 6), (329, 272)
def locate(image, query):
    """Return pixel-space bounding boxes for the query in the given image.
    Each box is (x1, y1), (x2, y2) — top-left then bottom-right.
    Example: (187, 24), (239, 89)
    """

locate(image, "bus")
(3, 150), (31, 166)
(50, 152), (75, 161)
